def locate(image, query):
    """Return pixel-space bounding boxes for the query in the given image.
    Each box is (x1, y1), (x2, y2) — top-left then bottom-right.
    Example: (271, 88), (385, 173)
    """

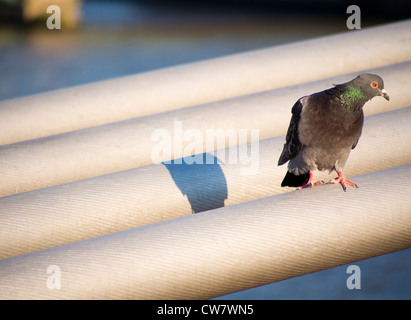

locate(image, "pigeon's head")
(353, 73), (390, 101)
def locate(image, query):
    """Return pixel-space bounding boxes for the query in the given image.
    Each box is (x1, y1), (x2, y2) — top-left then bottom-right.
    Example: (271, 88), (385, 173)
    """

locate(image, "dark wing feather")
(351, 112), (364, 150)
(278, 98), (304, 166)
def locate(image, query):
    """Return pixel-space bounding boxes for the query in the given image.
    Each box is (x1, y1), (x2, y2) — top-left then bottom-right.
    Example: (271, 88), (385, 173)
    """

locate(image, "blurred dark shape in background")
(0, 0), (410, 28)
(138, 0), (411, 19)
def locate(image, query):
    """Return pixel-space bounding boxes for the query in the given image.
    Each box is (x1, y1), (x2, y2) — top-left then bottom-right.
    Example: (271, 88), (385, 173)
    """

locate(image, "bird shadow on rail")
(162, 153), (228, 214)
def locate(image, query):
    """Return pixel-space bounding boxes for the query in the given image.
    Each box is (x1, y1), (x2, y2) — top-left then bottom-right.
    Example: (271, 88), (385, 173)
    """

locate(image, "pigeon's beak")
(381, 88), (390, 101)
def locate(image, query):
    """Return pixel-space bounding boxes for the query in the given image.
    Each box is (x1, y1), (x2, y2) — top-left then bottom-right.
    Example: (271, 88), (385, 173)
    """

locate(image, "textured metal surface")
(0, 61), (409, 197)
(0, 165), (410, 299)
(0, 20), (410, 299)
(0, 107), (410, 260)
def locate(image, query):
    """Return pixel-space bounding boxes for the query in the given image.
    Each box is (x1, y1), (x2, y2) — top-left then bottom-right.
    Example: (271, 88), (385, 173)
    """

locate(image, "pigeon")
(278, 73), (389, 191)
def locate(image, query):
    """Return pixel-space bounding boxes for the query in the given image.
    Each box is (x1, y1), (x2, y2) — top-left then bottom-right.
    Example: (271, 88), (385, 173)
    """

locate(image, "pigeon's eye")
(371, 82), (378, 88)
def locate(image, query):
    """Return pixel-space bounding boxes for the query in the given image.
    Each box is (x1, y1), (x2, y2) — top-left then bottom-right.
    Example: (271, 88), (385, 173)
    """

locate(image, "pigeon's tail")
(281, 171), (310, 187)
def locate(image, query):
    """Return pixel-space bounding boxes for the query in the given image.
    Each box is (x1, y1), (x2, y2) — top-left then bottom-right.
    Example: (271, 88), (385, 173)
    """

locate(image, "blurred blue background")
(1, 0), (409, 101)
(0, 0), (409, 299)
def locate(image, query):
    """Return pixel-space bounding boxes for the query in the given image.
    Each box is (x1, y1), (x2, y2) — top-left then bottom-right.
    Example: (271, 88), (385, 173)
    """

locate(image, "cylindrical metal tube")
(0, 20), (410, 145)
(1, 107), (410, 260)
(0, 165), (409, 299)
(0, 62), (408, 197)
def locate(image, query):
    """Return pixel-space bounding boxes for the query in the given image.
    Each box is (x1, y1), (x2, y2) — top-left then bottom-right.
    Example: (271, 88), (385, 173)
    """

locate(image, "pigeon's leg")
(330, 170), (358, 192)
(298, 172), (324, 189)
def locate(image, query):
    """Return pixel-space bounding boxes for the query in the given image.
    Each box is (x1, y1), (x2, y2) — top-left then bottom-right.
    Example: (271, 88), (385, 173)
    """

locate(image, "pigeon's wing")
(351, 136), (360, 150)
(278, 98), (304, 166)
(350, 112), (364, 150)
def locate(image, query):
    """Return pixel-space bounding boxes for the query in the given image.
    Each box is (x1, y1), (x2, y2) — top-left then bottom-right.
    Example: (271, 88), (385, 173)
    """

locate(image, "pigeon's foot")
(298, 173), (324, 190)
(329, 171), (358, 192)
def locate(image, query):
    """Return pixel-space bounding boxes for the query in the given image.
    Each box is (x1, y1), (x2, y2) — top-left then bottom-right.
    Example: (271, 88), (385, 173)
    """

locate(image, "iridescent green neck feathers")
(338, 86), (368, 110)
